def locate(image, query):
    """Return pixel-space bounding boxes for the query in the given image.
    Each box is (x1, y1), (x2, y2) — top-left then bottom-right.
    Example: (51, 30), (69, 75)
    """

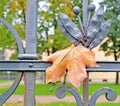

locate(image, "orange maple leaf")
(44, 45), (98, 88)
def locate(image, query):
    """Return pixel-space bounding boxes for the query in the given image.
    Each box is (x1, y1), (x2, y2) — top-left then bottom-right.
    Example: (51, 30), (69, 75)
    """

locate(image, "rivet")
(29, 63), (33, 67)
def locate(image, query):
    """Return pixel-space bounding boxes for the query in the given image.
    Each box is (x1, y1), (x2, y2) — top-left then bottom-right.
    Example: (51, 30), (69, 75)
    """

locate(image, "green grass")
(89, 83), (120, 95)
(3, 102), (120, 106)
(0, 80), (12, 84)
(96, 103), (120, 106)
(1, 83), (120, 106)
(0, 83), (120, 96)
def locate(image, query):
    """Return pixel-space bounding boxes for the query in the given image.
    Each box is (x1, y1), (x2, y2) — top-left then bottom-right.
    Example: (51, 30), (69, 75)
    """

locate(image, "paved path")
(0, 82), (13, 89)
(0, 82), (120, 104)
(6, 95), (120, 103)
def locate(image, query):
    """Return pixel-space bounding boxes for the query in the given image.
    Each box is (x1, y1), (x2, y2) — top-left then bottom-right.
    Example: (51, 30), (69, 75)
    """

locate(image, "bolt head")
(73, 6), (80, 15)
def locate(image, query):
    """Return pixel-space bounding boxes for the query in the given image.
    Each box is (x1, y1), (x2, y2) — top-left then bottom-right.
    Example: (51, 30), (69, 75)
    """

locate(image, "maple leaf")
(44, 45), (98, 89)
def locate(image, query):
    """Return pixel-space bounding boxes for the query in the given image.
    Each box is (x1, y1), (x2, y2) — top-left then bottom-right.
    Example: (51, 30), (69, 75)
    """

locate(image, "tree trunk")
(114, 50), (119, 84)
(116, 72), (119, 84)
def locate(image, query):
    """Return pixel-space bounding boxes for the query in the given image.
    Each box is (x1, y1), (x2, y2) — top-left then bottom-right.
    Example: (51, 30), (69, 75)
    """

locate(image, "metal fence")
(0, 0), (120, 106)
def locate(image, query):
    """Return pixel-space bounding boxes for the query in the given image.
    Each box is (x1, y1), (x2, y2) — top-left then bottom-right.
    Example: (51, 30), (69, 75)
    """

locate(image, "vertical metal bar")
(82, 0), (89, 106)
(83, 73), (89, 106)
(26, 0), (38, 53)
(82, 0), (88, 27)
(24, 0), (38, 106)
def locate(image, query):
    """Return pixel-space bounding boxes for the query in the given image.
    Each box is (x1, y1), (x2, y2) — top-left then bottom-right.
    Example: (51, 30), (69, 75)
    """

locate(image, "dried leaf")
(44, 45), (98, 88)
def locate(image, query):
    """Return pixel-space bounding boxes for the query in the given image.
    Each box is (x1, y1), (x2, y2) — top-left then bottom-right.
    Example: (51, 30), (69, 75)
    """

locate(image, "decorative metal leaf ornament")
(89, 19), (112, 49)
(58, 5), (111, 49)
(58, 20), (78, 44)
(58, 13), (84, 45)
(85, 5), (105, 47)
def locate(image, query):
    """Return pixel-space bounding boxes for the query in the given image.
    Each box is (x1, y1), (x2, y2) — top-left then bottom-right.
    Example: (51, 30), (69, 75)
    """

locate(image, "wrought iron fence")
(0, 0), (120, 106)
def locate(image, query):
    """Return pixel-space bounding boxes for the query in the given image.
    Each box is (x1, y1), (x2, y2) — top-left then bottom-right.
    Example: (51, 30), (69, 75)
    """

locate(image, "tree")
(0, 0), (77, 59)
(37, 0), (77, 57)
(0, 0), (26, 58)
(100, 0), (120, 84)
(0, 0), (88, 60)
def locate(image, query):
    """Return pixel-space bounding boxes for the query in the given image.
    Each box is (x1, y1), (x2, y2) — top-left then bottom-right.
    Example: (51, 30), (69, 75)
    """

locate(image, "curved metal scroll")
(0, 18), (24, 53)
(89, 87), (117, 106)
(56, 86), (83, 106)
(0, 72), (23, 105)
(0, 18), (24, 104)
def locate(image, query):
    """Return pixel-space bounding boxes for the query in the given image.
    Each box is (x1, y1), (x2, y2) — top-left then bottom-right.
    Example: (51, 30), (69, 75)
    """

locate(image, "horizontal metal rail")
(0, 60), (51, 71)
(0, 60), (120, 72)
(87, 61), (120, 72)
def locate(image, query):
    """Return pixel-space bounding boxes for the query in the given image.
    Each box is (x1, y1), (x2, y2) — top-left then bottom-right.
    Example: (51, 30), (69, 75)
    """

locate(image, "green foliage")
(50, 28), (71, 51)
(100, 0), (120, 60)
(0, 0), (8, 18)
(0, 0), (26, 59)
